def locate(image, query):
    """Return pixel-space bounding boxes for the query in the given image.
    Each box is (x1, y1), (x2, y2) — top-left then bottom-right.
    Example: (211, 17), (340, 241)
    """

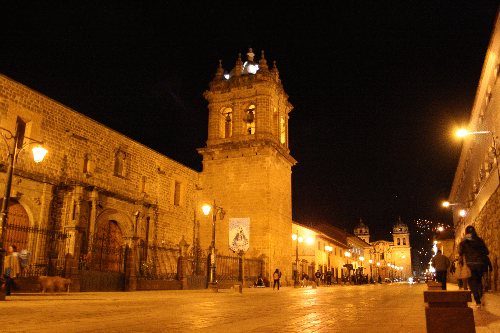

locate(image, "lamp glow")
(32, 146), (48, 163)
(456, 129), (469, 137)
(202, 205), (211, 216)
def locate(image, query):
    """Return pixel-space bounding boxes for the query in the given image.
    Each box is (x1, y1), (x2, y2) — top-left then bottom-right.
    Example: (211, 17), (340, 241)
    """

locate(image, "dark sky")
(1, 2), (499, 242)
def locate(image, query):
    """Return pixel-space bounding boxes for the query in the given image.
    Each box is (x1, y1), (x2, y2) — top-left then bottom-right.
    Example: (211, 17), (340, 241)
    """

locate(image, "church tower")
(354, 219), (370, 243)
(198, 49), (297, 283)
(391, 217), (411, 280)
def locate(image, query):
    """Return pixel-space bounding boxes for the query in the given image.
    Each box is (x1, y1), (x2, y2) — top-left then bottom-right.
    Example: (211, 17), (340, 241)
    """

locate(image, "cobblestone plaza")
(1, 283), (500, 332)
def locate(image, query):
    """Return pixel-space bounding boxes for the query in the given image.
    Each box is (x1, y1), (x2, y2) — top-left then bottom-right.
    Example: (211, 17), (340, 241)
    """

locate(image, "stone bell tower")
(391, 217), (412, 280)
(198, 49), (296, 283)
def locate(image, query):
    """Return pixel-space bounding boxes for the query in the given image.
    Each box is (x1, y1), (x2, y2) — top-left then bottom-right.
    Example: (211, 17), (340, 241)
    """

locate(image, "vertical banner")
(229, 218), (250, 251)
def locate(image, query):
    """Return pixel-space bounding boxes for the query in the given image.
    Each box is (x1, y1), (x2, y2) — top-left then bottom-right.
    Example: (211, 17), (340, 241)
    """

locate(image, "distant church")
(354, 218), (412, 280)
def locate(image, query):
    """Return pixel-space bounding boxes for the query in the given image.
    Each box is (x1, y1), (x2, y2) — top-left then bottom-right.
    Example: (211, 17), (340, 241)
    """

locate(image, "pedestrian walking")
(326, 270), (332, 285)
(315, 270), (321, 286)
(431, 250), (450, 290)
(2, 245), (21, 296)
(459, 225), (490, 308)
(272, 269), (281, 290)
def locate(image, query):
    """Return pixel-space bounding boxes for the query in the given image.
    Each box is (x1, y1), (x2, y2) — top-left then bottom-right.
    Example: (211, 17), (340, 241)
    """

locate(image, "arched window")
(246, 105), (255, 135)
(280, 115), (287, 145)
(403, 238), (406, 245)
(397, 238), (400, 245)
(221, 107), (232, 138)
(114, 150), (126, 177)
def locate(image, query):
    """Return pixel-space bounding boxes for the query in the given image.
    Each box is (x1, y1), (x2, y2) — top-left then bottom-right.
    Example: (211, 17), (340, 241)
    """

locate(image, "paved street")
(1, 282), (500, 333)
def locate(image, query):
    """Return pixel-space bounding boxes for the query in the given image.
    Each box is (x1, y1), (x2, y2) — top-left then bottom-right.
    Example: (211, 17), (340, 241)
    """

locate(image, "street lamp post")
(369, 259), (373, 282)
(292, 232), (313, 288)
(0, 123), (47, 300)
(376, 262), (380, 282)
(292, 231), (302, 288)
(202, 200), (226, 292)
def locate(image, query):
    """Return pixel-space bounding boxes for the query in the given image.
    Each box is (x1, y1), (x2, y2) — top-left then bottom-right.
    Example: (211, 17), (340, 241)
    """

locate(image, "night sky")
(1, 2), (499, 243)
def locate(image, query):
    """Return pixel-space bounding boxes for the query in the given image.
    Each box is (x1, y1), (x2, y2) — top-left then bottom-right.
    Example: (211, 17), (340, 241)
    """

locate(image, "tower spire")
(259, 50), (269, 73)
(214, 59), (224, 80)
(271, 61), (280, 81)
(235, 53), (243, 76)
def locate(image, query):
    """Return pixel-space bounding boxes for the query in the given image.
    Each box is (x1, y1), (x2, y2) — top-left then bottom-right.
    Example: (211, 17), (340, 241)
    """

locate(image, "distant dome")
(355, 219), (369, 235)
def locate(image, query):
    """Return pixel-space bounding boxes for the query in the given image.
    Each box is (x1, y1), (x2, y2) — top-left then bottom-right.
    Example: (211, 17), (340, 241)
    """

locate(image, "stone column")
(124, 244), (136, 291)
(238, 250), (245, 292)
(177, 237), (190, 290)
(64, 253), (80, 292)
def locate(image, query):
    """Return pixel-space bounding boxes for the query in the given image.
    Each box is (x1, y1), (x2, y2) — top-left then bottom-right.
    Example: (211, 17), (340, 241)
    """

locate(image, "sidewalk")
(0, 282), (499, 332)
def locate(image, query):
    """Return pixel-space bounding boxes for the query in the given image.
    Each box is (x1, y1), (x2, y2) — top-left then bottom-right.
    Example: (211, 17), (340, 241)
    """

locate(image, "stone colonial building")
(0, 48), (296, 291)
(448, 11), (500, 291)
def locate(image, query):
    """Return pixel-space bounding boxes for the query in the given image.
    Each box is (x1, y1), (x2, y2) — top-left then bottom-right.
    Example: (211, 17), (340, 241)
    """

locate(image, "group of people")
(431, 225), (490, 308)
(251, 268), (282, 289)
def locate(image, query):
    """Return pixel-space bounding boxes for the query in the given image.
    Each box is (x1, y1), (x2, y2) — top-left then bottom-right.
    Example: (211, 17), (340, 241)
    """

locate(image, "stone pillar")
(65, 253), (80, 292)
(124, 245), (136, 291)
(424, 291), (475, 333)
(89, 189), (99, 236)
(238, 250), (245, 292)
(177, 237), (190, 290)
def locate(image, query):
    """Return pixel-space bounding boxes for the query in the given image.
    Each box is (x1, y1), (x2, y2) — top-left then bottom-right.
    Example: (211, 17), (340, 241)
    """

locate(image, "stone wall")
(467, 187), (500, 291)
(0, 74), (200, 277)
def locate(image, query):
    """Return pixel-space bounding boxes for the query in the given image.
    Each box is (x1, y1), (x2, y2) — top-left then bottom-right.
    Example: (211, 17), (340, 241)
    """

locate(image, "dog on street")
(38, 276), (71, 294)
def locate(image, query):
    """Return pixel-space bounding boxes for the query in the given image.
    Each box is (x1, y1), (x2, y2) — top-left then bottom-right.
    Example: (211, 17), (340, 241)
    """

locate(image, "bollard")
(424, 291), (475, 333)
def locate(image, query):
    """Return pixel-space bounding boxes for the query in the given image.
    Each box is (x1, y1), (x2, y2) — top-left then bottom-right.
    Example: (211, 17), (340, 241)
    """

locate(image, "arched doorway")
(2, 200), (29, 252)
(80, 219), (126, 291)
(1, 199), (68, 277)
(91, 220), (124, 272)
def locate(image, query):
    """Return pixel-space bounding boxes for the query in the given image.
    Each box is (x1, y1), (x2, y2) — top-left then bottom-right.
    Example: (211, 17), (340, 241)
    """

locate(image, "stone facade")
(0, 48), (298, 289)
(448, 12), (500, 291)
(0, 73), (200, 287)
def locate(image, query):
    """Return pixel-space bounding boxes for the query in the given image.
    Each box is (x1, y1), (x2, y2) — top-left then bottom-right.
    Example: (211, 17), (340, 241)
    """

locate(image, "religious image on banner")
(229, 218), (250, 251)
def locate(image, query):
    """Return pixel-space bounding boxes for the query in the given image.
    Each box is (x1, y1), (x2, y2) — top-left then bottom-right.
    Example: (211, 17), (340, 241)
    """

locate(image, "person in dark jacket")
(459, 226), (489, 308)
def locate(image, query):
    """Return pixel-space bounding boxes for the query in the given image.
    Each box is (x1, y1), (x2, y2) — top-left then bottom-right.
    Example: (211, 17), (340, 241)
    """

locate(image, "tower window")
(280, 116), (286, 144)
(221, 107), (232, 138)
(403, 238), (406, 245)
(397, 238), (400, 245)
(246, 105), (255, 135)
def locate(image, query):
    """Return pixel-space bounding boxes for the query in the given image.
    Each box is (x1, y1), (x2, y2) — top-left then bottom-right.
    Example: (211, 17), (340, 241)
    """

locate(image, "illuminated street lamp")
(202, 200), (226, 292)
(456, 129), (500, 181)
(292, 231), (313, 288)
(0, 124), (47, 300)
(442, 201), (467, 218)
